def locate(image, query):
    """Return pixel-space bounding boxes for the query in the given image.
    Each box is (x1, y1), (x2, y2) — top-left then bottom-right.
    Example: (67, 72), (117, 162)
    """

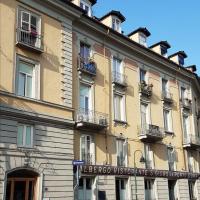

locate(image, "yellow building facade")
(0, 0), (200, 200)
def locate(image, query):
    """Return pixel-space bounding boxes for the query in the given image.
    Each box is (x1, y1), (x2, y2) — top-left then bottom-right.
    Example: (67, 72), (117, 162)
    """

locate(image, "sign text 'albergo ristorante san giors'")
(80, 165), (200, 179)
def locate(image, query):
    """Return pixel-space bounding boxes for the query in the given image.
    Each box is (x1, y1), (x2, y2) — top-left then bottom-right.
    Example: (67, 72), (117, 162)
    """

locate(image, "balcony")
(138, 124), (164, 142)
(75, 108), (108, 131)
(180, 98), (192, 110)
(183, 134), (200, 149)
(81, 153), (95, 165)
(139, 81), (153, 98)
(78, 56), (97, 76)
(16, 28), (43, 53)
(117, 155), (126, 167)
(112, 71), (127, 87)
(162, 90), (173, 104)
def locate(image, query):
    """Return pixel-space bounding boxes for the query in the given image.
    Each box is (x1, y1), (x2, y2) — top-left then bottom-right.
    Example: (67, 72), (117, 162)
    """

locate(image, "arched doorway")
(5, 168), (39, 200)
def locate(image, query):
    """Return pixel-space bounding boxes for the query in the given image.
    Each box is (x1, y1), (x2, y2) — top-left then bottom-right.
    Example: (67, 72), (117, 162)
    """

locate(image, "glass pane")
(86, 178), (92, 189)
(25, 126), (32, 146)
(26, 76), (33, 98)
(18, 73), (25, 96)
(22, 22), (29, 31)
(22, 12), (29, 22)
(31, 16), (37, 28)
(14, 181), (26, 200)
(5, 181), (11, 200)
(19, 62), (33, 75)
(17, 125), (24, 146)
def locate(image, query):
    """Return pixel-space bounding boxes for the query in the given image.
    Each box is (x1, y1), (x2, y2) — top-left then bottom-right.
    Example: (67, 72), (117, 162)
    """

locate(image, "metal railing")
(76, 108), (108, 126)
(139, 81), (153, 97)
(162, 90), (173, 101)
(112, 71), (127, 86)
(78, 56), (97, 75)
(183, 134), (200, 146)
(81, 153), (94, 165)
(139, 124), (164, 138)
(17, 28), (43, 49)
(117, 155), (126, 167)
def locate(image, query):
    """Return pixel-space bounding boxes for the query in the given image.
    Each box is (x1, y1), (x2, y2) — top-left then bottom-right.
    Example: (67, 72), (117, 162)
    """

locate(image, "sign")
(81, 165), (200, 180)
(72, 160), (85, 166)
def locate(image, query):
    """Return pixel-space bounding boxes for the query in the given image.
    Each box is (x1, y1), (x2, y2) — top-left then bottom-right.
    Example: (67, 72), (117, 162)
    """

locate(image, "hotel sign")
(81, 165), (200, 179)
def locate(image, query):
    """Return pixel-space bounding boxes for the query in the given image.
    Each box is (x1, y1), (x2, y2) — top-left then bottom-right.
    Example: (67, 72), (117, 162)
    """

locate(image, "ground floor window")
(5, 169), (38, 200)
(144, 179), (155, 200)
(188, 180), (197, 200)
(115, 178), (128, 200)
(78, 177), (94, 200)
(168, 180), (178, 200)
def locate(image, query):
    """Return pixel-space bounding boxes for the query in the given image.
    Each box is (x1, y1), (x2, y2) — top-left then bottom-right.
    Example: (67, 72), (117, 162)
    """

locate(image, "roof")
(149, 41), (171, 49)
(168, 51), (188, 59)
(68, 0), (97, 5)
(99, 10), (126, 22)
(127, 27), (151, 37)
(185, 65), (197, 72)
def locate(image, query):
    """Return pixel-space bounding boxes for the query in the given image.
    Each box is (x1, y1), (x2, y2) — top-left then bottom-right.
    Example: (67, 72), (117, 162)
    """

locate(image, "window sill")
(114, 119), (128, 125)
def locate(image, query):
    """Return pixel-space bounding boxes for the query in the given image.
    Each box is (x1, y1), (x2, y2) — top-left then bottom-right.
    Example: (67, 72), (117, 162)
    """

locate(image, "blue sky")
(93, 0), (200, 75)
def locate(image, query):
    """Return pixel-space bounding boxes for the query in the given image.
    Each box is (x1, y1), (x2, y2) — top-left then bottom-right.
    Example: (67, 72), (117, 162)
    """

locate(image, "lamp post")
(133, 150), (146, 200)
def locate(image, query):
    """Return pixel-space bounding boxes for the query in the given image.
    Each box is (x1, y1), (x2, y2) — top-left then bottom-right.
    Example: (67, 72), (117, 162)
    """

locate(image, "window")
(161, 46), (167, 57)
(187, 151), (195, 172)
(145, 179), (155, 200)
(167, 147), (176, 171)
(180, 87), (186, 100)
(168, 180), (178, 200)
(162, 79), (168, 94)
(140, 69), (147, 82)
(80, 1), (92, 16)
(80, 43), (90, 61)
(139, 33), (147, 46)
(78, 177), (94, 200)
(17, 124), (33, 148)
(113, 57), (122, 74)
(183, 114), (190, 139)
(115, 179), (127, 200)
(112, 18), (121, 32)
(80, 135), (94, 165)
(18, 8), (41, 48)
(163, 109), (172, 132)
(116, 139), (127, 167)
(16, 56), (39, 99)
(144, 144), (154, 169)
(114, 93), (125, 121)
(141, 103), (149, 131)
(80, 83), (92, 111)
(178, 55), (184, 66)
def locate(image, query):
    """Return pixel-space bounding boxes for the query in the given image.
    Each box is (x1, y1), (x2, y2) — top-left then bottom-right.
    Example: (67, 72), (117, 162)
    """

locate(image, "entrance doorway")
(168, 180), (177, 200)
(5, 169), (38, 200)
(78, 177), (94, 200)
(144, 179), (155, 200)
(115, 178), (127, 200)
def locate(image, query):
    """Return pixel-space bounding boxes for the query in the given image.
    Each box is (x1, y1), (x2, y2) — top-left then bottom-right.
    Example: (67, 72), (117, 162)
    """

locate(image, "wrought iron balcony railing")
(16, 28), (43, 51)
(112, 71), (127, 87)
(81, 153), (94, 165)
(117, 155), (126, 167)
(139, 81), (153, 97)
(139, 124), (164, 138)
(78, 56), (97, 76)
(180, 97), (192, 109)
(76, 108), (108, 128)
(162, 90), (173, 103)
(183, 134), (200, 147)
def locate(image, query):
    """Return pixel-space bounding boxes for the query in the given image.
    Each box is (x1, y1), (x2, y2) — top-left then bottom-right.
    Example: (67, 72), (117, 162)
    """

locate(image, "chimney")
(168, 51), (187, 66)
(149, 41), (171, 57)
(185, 65), (197, 73)
(71, 0), (97, 16)
(99, 10), (126, 33)
(127, 27), (151, 47)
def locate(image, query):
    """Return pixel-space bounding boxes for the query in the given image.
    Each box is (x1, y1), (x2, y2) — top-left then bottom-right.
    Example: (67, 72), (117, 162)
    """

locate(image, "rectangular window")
(114, 93), (125, 121)
(116, 139), (127, 167)
(112, 18), (121, 32)
(17, 124), (33, 148)
(113, 57), (122, 73)
(79, 83), (91, 111)
(80, 1), (91, 16)
(163, 109), (172, 132)
(80, 135), (94, 165)
(167, 147), (176, 171)
(145, 179), (155, 200)
(180, 87), (186, 100)
(187, 151), (195, 172)
(18, 8), (41, 48)
(139, 33), (147, 46)
(80, 43), (90, 61)
(140, 69), (146, 82)
(141, 103), (148, 131)
(161, 46), (167, 57)
(144, 144), (154, 169)
(162, 79), (168, 93)
(189, 180), (197, 200)
(178, 55), (184, 66)
(183, 114), (190, 139)
(16, 57), (39, 99)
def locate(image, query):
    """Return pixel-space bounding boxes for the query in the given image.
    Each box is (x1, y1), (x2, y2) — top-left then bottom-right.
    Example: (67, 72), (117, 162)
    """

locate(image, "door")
(145, 179), (155, 200)
(115, 179), (127, 200)
(141, 103), (148, 134)
(168, 180), (177, 200)
(78, 177), (93, 200)
(6, 178), (36, 200)
(113, 58), (122, 83)
(80, 43), (90, 63)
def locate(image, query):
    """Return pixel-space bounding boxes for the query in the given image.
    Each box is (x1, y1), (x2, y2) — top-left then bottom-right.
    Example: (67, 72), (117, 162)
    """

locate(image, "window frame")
(15, 55), (40, 99)
(17, 124), (34, 148)
(116, 139), (127, 167)
(163, 108), (173, 133)
(139, 33), (147, 46)
(112, 17), (121, 32)
(80, 0), (92, 16)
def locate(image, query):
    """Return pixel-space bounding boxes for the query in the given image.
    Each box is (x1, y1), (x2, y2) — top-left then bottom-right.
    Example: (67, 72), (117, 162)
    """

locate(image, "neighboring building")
(1, 0), (200, 200)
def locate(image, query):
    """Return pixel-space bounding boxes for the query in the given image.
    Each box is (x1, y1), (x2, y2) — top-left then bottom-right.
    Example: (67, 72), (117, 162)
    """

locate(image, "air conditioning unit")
(99, 118), (107, 126)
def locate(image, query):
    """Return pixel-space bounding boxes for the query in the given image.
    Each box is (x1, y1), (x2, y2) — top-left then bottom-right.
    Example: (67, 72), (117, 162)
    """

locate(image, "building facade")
(0, 0), (200, 200)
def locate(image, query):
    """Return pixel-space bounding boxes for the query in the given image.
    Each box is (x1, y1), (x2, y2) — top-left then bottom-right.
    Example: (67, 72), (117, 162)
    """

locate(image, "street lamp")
(133, 150), (146, 200)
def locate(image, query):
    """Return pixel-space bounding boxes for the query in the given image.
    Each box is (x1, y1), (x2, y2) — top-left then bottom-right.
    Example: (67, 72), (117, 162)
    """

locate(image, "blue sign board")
(72, 160), (85, 165)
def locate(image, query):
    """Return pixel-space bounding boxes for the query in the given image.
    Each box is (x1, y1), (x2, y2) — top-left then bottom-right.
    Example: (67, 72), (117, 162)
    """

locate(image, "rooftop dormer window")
(80, 0), (92, 16)
(161, 46), (168, 57)
(178, 55), (184, 66)
(112, 17), (121, 32)
(139, 33), (147, 47)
